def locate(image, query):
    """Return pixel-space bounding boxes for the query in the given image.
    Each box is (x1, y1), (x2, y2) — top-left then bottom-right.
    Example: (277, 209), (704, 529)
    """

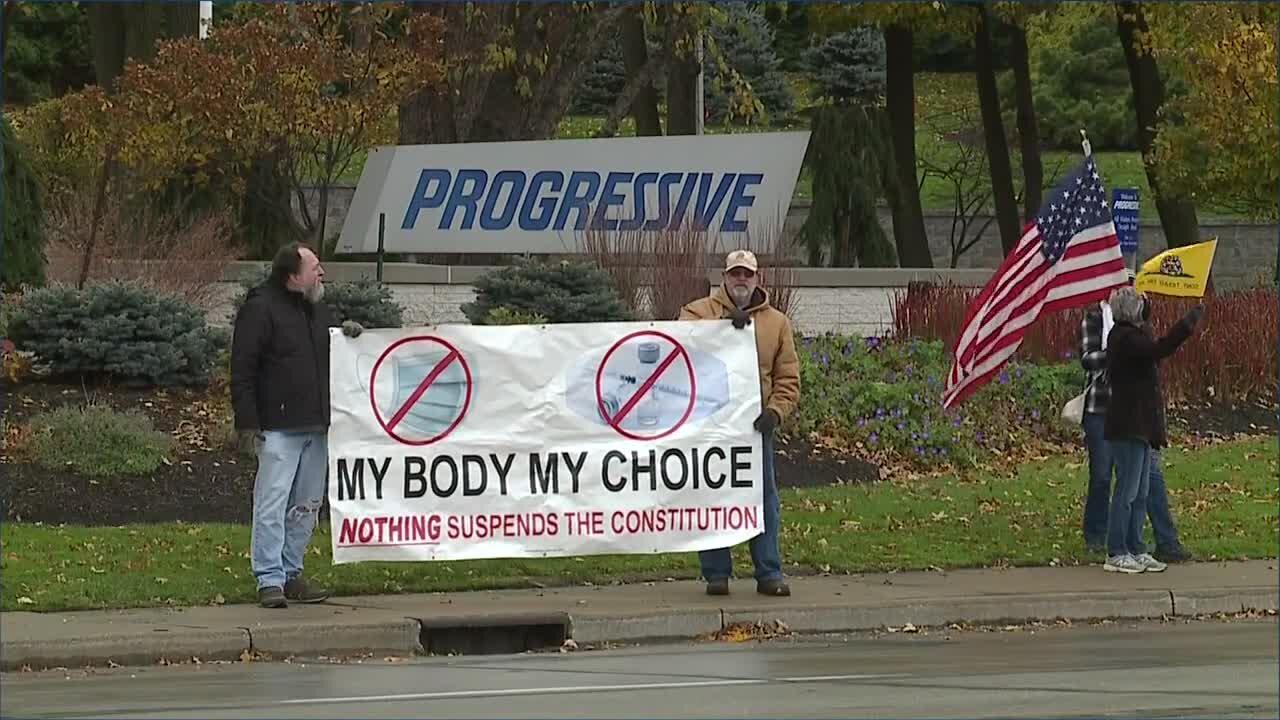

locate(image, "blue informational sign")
(1112, 187), (1140, 254)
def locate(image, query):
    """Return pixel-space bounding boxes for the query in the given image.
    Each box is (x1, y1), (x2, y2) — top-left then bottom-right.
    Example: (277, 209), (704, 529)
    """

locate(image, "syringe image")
(597, 371), (725, 422)
(567, 340), (732, 431)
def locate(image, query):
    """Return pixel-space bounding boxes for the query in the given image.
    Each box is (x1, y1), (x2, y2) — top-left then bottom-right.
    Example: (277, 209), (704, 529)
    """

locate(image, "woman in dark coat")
(1103, 287), (1204, 574)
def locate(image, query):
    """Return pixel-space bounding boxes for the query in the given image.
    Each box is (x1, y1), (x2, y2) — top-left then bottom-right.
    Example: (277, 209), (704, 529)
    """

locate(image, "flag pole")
(1079, 128), (1092, 158)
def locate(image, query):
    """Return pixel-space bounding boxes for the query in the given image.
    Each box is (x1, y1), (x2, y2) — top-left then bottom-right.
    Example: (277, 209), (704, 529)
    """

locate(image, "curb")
(1171, 588), (1279, 617)
(571, 609), (724, 645)
(715, 590), (1175, 639)
(247, 618), (423, 659)
(567, 586), (1278, 646)
(3, 586), (1274, 671)
(0, 628), (250, 672)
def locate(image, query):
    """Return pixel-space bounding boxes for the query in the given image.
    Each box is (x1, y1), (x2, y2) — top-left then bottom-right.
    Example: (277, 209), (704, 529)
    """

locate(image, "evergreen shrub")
(462, 259), (631, 325)
(233, 268), (405, 328)
(483, 306), (549, 326)
(8, 281), (226, 386)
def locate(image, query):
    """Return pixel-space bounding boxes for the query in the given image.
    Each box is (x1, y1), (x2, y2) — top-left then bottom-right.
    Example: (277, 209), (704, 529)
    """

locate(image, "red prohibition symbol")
(595, 329), (697, 441)
(369, 335), (473, 446)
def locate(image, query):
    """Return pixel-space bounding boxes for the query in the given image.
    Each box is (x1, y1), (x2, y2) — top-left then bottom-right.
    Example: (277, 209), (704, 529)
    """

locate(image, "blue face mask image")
(564, 340), (731, 432)
(356, 349), (469, 437)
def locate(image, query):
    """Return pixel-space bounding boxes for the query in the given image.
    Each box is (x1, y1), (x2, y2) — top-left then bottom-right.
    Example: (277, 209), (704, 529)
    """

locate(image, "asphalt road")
(2, 618), (1276, 719)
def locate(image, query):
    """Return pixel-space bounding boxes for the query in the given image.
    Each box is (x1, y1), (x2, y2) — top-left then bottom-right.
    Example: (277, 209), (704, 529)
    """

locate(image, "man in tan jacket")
(679, 249), (800, 596)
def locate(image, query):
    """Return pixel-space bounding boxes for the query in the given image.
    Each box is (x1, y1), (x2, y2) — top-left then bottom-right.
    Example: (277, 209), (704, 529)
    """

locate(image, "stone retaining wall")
(210, 263), (996, 338)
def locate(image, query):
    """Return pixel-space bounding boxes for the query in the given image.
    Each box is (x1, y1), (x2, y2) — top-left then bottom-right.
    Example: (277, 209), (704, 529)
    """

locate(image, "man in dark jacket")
(1101, 287), (1204, 574)
(1079, 299), (1193, 563)
(231, 241), (352, 608)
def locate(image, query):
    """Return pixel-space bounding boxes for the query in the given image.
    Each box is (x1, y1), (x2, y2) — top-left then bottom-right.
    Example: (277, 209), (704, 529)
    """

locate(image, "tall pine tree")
(705, 3), (795, 125)
(2, 117), (48, 289)
(800, 106), (898, 268)
(803, 27), (885, 104)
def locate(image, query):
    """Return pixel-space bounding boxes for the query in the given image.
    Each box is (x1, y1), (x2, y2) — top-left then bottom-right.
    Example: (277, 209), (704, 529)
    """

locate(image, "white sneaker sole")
(1104, 563), (1144, 574)
(1140, 564), (1167, 573)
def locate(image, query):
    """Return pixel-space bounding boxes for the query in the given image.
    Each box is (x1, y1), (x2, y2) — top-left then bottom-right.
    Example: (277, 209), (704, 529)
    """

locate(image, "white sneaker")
(1104, 554), (1145, 574)
(1134, 553), (1167, 573)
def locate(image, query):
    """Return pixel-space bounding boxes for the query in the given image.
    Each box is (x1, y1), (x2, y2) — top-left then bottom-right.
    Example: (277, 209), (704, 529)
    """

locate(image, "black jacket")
(1103, 318), (1193, 448)
(230, 281), (337, 432)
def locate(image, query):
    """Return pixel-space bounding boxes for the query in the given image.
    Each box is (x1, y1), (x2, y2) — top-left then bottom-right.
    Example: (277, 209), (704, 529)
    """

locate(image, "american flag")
(942, 155), (1130, 409)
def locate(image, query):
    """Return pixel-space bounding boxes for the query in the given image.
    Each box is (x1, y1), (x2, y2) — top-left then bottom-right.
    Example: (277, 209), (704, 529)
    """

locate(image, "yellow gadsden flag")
(1134, 238), (1218, 297)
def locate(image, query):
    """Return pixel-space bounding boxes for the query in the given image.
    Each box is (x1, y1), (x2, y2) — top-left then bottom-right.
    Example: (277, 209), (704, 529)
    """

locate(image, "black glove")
(753, 408), (780, 435)
(341, 320), (364, 338)
(1183, 304), (1205, 328)
(729, 307), (751, 330)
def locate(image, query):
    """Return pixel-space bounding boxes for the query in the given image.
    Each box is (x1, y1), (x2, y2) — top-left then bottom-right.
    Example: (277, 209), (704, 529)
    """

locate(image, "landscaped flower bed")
(790, 334), (1082, 472)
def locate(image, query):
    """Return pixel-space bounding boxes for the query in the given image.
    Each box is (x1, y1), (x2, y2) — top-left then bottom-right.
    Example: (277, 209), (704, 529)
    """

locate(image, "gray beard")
(729, 287), (751, 308)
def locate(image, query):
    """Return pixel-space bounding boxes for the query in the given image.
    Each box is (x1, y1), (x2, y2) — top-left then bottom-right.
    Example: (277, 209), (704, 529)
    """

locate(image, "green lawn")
(3, 436), (1273, 612)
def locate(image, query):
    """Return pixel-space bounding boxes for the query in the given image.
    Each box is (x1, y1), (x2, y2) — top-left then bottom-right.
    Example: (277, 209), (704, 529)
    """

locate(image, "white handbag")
(1061, 391), (1086, 425)
(1062, 301), (1108, 426)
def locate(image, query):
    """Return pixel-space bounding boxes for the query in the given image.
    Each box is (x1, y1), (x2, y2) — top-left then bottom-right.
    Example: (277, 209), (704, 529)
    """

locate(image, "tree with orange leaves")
(61, 3), (446, 257)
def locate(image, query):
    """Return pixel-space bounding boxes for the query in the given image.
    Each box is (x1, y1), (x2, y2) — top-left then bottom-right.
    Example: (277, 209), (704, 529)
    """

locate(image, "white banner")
(334, 132), (810, 255)
(326, 320), (765, 563)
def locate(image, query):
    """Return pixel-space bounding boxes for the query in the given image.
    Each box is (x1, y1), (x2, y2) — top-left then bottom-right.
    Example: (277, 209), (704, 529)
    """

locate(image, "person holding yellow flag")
(1101, 286), (1205, 573)
(1076, 274), (1193, 565)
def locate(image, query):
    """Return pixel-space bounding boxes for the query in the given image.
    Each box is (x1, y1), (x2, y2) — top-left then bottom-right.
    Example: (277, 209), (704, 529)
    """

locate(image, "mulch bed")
(775, 437), (882, 488)
(1, 380), (256, 526)
(1167, 398), (1279, 439)
(2, 379), (1274, 527)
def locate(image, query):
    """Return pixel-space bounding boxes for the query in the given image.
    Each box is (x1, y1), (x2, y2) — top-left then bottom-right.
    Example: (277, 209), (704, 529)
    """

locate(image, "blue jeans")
(699, 433), (783, 582)
(1082, 413), (1179, 549)
(251, 430), (329, 590)
(1108, 439), (1152, 557)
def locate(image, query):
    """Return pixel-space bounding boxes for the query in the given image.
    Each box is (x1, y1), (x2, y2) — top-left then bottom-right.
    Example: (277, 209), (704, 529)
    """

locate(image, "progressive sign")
(334, 132), (811, 255)
(326, 320), (766, 563)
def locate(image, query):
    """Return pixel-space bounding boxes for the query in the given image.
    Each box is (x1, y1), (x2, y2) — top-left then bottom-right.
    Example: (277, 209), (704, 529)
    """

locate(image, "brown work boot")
(705, 578), (730, 596)
(258, 586), (287, 609)
(756, 578), (791, 597)
(284, 575), (331, 603)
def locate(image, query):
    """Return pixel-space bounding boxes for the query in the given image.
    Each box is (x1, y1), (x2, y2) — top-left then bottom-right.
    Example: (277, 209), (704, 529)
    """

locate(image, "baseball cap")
(724, 249), (758, 273)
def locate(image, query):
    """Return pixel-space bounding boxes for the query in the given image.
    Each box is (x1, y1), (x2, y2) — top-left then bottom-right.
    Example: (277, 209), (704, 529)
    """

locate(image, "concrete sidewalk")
(2, 560), (1275, 671)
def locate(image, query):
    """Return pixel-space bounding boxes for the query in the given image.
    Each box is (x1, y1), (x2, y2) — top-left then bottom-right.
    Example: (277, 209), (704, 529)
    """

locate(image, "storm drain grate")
(418, 613), (571, 656)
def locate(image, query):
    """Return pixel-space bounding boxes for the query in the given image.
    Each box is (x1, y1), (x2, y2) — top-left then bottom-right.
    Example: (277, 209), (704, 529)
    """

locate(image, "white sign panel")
(326, 321), (765, 563)
(335, 132), (811, 255)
